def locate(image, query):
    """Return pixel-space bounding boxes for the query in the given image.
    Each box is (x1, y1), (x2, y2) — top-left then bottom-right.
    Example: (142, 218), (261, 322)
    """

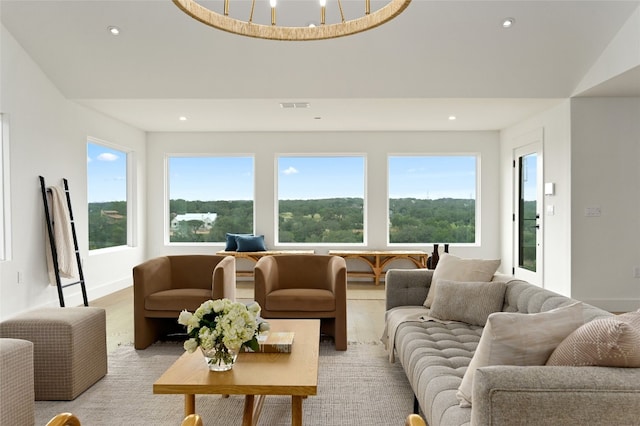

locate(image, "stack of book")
(255, 332), (294, 353)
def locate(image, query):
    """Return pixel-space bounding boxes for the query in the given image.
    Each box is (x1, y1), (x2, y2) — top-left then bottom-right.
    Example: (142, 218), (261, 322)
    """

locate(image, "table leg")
(243, 395), (255, 426)
(292, 395), (303, 426)
(184, 394), (195, 416)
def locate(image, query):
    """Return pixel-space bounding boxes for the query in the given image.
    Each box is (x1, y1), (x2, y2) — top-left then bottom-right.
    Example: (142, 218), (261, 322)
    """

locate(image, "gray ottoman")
(0, 307), (107, 400)
(0, 338), (35, 425)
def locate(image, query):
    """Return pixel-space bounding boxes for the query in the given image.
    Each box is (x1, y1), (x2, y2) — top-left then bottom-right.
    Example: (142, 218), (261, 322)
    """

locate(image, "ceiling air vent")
(280, 102), (310, 109)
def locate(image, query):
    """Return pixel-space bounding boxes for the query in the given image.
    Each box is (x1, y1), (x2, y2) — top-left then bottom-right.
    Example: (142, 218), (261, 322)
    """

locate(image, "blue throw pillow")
(235, 234), (267, 252)
(225, 233), (252, 251)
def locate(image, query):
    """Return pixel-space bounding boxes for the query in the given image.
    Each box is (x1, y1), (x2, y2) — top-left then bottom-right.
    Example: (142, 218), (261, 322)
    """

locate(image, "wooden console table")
(328, 250), (428, 285)
(216, 250), (315, 278)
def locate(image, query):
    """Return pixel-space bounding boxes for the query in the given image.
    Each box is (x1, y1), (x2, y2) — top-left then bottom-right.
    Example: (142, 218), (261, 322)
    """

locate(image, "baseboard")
(50, 277), (131, 308)
(582, 298), (640, 313)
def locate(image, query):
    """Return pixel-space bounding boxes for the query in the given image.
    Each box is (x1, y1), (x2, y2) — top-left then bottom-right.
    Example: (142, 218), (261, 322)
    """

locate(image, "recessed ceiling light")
(179, 116), (187, 121)
(107, 26), (121, 35)
(502, 18), (515, 29)
(448, 115), (457, 121)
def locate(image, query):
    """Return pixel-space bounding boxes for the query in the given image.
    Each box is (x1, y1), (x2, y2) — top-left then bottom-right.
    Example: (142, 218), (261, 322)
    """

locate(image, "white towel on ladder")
(45, 185), (79, 285)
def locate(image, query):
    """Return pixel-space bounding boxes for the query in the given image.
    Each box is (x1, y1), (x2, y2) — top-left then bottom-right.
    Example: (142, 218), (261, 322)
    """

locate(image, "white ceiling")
(2, 0), (639, 132)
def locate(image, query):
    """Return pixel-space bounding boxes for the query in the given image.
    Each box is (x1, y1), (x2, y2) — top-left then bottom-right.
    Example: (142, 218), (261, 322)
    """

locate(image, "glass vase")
(201, 345), (238, 372)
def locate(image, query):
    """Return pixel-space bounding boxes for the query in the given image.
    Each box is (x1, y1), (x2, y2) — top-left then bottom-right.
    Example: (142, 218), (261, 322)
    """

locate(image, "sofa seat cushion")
(145, 288), (212, 312)
(394, 320), (483, 426)
(266, 288), (335, 312)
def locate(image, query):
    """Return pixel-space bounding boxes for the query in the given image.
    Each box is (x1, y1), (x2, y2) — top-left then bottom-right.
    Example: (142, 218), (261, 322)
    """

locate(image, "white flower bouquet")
(178, 298), (270, 369)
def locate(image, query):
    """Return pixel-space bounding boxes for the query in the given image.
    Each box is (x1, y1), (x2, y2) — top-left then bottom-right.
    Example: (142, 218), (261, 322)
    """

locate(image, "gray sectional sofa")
(384, 268), (640, 426)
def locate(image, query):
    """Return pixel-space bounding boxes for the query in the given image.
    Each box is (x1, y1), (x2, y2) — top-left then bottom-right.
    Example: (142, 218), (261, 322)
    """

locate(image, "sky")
(169, 156), (255, 200)
(87, 143), (127, 202)
(88, 152), (478, 202)
(388, 156), (476, 199)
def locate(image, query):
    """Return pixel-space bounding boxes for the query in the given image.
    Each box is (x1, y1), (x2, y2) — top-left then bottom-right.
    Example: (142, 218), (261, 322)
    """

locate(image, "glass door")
(513, 142), (543, 285)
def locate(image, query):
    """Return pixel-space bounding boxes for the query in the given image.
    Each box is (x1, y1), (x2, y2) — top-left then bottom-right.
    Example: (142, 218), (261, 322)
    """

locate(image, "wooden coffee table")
(153, 319), (320, 426)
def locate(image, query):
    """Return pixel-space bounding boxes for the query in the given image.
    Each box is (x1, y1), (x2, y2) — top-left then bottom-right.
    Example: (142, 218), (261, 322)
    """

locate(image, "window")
(388, 155), (477, 244)
(168, 156), (254, 243)
(87, 141), (129, 250)
(277, 155), (365, 244)
(0, 114), (9, 260)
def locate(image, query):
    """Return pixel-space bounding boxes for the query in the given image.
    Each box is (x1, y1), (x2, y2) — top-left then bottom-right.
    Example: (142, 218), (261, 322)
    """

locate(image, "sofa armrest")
(212, 255), (236, 301)
(327, 256), (347, 295)
(385, 269), (433, 310)
(254, 256), (278, 309)
(327, 255), (347, 314)
(472, 366), (640, 426)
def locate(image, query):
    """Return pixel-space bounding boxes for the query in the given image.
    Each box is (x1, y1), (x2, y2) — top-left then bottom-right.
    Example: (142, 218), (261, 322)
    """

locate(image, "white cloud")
(282, 166), (299, 175)
(97, 153), (119, 162)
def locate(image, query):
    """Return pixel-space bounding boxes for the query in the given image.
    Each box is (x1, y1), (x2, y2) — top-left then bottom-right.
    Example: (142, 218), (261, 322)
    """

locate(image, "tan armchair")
(254, 254), (347, 350)
(133, 255), (236, 349)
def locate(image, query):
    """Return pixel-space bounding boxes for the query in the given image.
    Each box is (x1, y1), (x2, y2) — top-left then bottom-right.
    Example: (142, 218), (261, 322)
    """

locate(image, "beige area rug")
(35, 342), (412, 426)
(237, 281), (386, 300)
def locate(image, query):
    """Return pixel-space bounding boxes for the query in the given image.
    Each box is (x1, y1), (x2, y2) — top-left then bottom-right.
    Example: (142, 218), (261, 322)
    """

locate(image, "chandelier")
(172, 0), (412, 41)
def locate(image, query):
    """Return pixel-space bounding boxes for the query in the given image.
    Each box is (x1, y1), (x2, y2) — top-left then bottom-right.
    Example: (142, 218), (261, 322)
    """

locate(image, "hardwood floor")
(89, 281), (387, 353)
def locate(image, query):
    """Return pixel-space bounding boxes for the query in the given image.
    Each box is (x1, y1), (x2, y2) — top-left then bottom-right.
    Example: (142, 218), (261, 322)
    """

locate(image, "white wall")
(570, 97), (640, 311)
(573, 5), (640, 96)
(0, 25), (147, 320)
(500, 101), (573, 296)
(146, 131), (503, 268)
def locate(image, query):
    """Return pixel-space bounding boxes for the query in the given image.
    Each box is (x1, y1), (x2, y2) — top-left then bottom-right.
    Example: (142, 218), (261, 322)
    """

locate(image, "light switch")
(584, 206), (601, 217)
(546, 205), (555, 215)
(544, 182), (555, 196)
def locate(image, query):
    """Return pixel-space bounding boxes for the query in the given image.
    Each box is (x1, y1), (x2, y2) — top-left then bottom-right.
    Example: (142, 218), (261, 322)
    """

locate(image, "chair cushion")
(145, 288), (212, 312)
(266, 288), (336, 312)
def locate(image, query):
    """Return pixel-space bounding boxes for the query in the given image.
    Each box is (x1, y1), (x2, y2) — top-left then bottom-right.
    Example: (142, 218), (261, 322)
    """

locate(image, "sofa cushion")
(424, 254), (500, 308)
(225, 233), (252, 251)
(394, 319), (483, 426)
(547, 309), (640, 367)
(235, 234), (267, 252)
(429, 280), (507, 326)
(266, 288), (335, 312)
(456, 302), (584, 407)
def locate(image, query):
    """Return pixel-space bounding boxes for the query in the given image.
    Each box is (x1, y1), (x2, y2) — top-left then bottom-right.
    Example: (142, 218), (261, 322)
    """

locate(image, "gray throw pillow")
(429, 280), (507, 326)
(424, 254), (501, 308)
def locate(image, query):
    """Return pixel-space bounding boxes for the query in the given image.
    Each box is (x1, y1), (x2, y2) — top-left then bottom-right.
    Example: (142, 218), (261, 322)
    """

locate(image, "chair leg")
(134, 317), (162, 350)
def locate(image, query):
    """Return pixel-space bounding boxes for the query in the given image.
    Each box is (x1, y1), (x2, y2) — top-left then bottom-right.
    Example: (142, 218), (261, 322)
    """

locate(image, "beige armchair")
(133, 255), (236, 349)
(254, 254), (347, 350)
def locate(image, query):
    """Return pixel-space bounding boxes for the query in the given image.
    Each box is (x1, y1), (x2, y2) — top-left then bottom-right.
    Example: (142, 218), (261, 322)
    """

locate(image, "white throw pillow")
(456, 302), (584, 407)
(424, 254), (501, 308)
(547, 309), (640, 367)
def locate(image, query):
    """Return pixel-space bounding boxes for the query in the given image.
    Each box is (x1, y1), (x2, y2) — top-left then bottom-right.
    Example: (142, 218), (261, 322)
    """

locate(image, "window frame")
(87, 137), (135, 252)
(275, 153), (367, 246)
(165, 154), (256, 246)
(387, 153), (480, 247)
